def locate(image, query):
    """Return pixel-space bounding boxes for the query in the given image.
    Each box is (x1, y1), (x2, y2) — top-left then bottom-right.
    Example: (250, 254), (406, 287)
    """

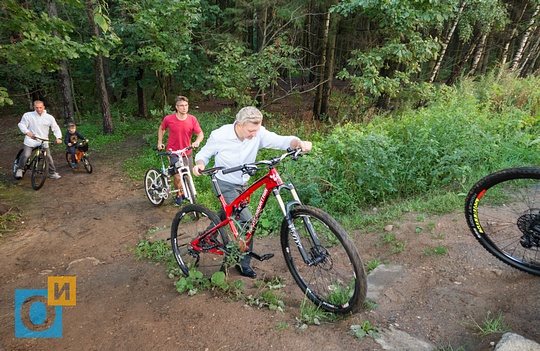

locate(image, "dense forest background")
(2, 0), (540, 133)
(1, 0), (540, 224)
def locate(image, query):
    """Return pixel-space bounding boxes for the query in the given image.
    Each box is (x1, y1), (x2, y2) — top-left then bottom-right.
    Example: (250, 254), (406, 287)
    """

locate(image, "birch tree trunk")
(319, 5), (339, 118)
(509, 4), (540, 72)
(518, 27), (540, 77)
(428, 0), (466, 83)
(468, 33), (487, 76)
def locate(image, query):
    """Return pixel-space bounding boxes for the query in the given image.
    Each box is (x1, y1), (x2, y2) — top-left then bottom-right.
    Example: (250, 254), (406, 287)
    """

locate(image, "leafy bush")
(292, 77), (540, 217)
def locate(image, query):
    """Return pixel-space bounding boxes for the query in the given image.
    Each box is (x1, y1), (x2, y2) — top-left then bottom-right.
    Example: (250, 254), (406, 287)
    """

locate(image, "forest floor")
(0, 105), (538, 351)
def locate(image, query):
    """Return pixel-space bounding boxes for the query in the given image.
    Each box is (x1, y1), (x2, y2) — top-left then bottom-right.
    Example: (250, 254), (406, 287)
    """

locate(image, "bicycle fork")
(274, 184), (326, 266)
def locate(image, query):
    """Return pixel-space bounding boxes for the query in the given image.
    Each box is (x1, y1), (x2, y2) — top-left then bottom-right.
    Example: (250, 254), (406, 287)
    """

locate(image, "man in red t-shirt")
(157, 95), (204, 205)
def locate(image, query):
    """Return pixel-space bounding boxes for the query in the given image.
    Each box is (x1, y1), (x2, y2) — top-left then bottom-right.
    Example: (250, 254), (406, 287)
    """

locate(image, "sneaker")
(15, 169), (23, 179)
(49, 172), (61, 179)
(174, 195), (185, 206)
(70, 162), (75, 168)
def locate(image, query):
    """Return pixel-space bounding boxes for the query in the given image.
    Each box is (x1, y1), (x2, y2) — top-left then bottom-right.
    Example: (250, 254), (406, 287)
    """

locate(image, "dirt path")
(0, 115), (538, 351)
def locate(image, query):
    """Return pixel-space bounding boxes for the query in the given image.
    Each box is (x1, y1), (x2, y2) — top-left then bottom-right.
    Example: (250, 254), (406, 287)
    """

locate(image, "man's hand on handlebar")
(192, 164), (204, 177)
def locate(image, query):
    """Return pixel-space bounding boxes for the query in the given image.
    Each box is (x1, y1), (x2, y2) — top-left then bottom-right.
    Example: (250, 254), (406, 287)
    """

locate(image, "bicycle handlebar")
(31, 136), (49, 142)
(152, 145), (193, 157)
(207, 148), (304, 176)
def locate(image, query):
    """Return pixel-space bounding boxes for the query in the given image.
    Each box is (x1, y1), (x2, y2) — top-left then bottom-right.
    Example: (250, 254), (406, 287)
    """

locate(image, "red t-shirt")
(160, 113), (202, 154)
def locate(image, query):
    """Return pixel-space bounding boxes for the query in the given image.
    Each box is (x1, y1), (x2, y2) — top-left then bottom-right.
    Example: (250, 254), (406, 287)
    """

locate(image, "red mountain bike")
(170, 148), (367, 313)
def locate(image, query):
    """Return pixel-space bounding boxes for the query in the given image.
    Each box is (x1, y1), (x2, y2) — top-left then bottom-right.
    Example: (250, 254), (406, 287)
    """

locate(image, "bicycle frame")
(23, 137), (48, 170)
(195, 149), (317, 263)
(155, 146), (195, 200)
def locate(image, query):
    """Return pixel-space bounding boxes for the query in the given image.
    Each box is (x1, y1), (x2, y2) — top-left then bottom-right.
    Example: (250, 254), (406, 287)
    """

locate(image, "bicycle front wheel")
(281, 205), (367, 314)
(171, 204), (228, 277)
(82, 155), (93, 173)
(464, 167), (540, 276)
(144, 168), (166, 206)
(65, 151), (72, 166)
(31, 156), (47, 190)
(182, 173), (196, 204)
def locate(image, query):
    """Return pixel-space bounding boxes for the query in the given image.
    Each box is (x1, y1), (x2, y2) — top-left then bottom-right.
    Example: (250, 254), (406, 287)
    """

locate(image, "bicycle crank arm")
(248, 252), (274, 261)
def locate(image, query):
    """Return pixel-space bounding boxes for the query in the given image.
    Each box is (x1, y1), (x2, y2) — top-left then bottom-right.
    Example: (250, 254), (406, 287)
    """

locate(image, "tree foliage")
(2, 0), (540, 122)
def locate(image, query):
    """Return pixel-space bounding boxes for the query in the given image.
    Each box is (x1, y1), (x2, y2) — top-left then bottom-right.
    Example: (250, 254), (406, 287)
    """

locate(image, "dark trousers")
(216, 179), (253, 267)
(18, 144), (57, 174)
(67, 146), (77, 163)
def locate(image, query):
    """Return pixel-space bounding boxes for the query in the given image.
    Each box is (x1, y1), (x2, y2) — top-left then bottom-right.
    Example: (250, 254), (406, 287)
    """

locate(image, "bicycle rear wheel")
(171, 204), (228, 277)
(182, 173), (196, 204)
(31, 156), (47, 190)
(464, 167), (540, 276)
(281, 206), (366, 314)
(144, 168), (166, 206)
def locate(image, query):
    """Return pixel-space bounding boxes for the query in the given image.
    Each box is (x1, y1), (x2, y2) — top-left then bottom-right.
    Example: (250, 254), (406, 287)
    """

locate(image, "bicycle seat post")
(210, 173), (223, 198)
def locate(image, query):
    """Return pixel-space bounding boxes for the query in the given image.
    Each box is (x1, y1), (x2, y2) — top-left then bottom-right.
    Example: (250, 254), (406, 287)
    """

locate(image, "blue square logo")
(14, 289), (63, 338)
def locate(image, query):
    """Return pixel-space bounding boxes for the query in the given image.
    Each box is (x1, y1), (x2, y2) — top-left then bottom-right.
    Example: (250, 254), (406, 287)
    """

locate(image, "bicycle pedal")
(249, 252), (274, 261)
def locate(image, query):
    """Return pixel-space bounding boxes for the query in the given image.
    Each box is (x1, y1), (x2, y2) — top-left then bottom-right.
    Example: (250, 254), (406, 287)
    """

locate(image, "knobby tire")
(31, 156), (47, 190)
(280, 205), (367, 314)
(464, 167), (540, 276)
(171, 204), (228, 277)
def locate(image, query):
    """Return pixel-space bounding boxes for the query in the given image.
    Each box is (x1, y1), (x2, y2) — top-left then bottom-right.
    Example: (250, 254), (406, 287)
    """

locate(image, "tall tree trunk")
(86, 0), (114, 135)
(498, 3), (528, 78)
(47, 0), (75, 125)
(307, 0), (318, 84)
(519, 28), (540, 77)
(428, 0), (466, 83)
(313, 7), (330, 119)
(510, 4), (540, 72)
(468, 33), (487, 76)
(319, 3), (339, 118)
(446, 37), (478, 85)
(136, 67), (147, 119)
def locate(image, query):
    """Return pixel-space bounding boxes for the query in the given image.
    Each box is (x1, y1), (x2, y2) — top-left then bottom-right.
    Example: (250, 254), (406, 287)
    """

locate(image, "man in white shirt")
(193, 106), (312, 278)
(15, 100), (63, 180)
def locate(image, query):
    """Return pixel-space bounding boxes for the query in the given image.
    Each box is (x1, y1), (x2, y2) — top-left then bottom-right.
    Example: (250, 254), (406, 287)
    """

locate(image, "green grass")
(423, 244), (448, 256)
(365, 257), (383, 274)
(0, 206), (22, 236)
(296, 297), (340, 327)
(76, 72), (540, 237)
(349, 321), (380, 340)
(470, 310), (510, 336)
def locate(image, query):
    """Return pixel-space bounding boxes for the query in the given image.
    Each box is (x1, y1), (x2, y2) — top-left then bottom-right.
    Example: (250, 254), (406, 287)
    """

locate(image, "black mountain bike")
(13, 137), (49, 190)
(464, 167), (540, 276)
